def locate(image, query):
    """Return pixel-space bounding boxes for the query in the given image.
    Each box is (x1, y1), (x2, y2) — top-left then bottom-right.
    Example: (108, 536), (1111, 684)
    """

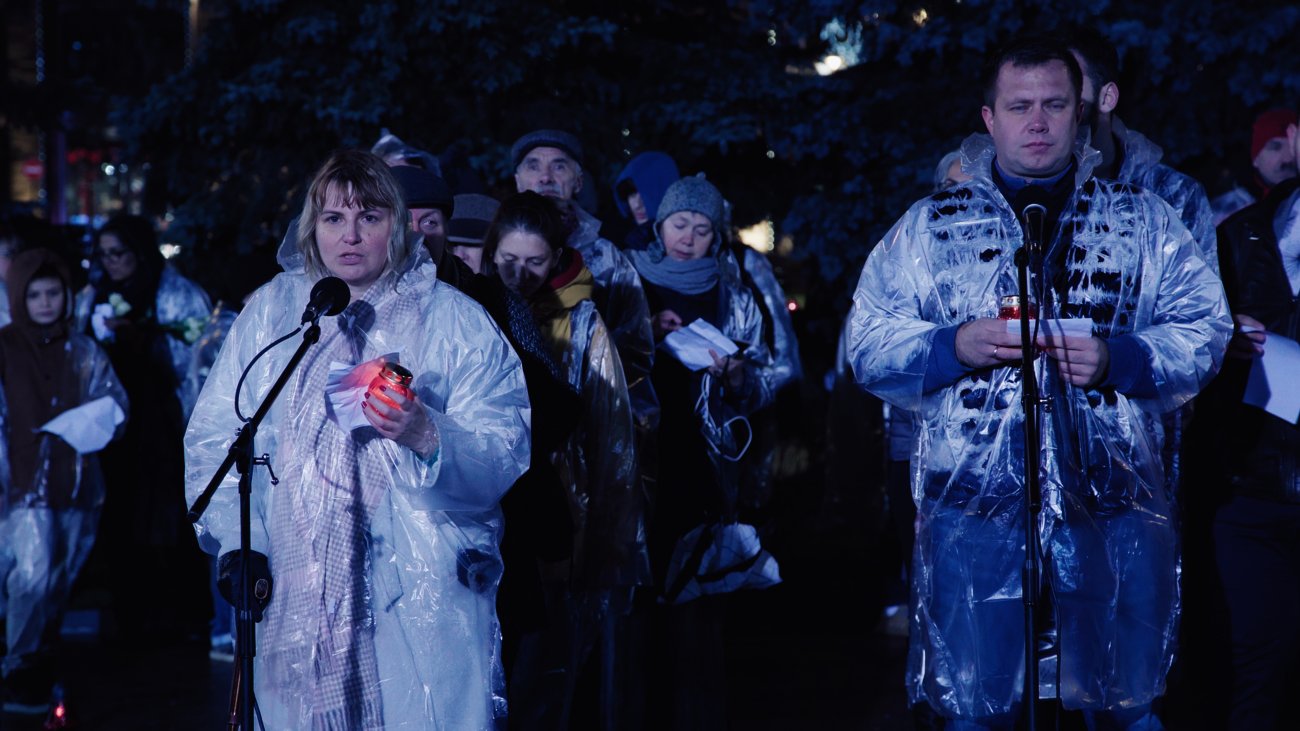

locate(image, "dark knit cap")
(510, 129), (584, 169)
(391, 165), (454, 214)
(446, 194), (500, 246)
(1252, 108), (1298, 160)
(655, 174), (725, 232)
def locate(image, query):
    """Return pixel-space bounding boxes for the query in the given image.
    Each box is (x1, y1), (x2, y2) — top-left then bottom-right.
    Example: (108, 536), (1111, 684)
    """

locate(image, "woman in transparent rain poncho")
(74, 215), (214, 641)
(484, 191), (644, 727)
(185, 150), (530, 729)
(627, 175), (778, 728)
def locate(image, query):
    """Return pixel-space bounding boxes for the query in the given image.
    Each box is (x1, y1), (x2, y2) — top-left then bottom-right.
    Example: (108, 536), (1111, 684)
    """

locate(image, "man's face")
(627, 191), (649, 224)
(1254, 136), (1297, 187)
(981, 60), (1081, 179)
(515, 147), (583, 200)
(451, 245), (484, 274)
(1071, 52), (1101, 133)
(409, 207), (446, 249)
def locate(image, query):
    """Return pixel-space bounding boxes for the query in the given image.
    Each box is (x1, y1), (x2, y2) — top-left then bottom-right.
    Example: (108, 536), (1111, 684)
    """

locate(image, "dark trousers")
(1213, 495), (1300, 730)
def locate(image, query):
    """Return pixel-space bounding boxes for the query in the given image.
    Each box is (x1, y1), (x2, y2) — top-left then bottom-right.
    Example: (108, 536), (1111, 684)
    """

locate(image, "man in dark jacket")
(1185, 119), (1300, 731)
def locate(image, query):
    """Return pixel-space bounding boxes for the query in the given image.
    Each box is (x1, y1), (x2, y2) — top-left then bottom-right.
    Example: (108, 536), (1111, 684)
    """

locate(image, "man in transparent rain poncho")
(185, 151), (530, 729)
(847, 38), (1231, 729)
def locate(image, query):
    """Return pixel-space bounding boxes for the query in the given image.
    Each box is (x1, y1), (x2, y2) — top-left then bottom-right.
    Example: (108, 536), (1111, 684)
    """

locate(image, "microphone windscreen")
(312, 277), (351, 317)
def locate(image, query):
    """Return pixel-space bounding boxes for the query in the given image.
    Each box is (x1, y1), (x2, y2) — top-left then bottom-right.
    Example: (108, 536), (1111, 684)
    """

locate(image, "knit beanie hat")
(510, 129), (584, 169)
(1251, 108), (1298, 160)
(391, 165), (454, 215)
(655, 174), (725, 234)
(446, 194), (500, 246)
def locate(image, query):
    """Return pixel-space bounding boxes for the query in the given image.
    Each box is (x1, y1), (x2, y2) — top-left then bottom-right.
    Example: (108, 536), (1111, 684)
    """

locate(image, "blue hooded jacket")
(613, 152), (680, 249)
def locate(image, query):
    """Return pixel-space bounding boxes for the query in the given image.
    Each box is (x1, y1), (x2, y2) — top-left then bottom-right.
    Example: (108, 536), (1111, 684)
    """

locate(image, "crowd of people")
(0, 24), (1296, 731)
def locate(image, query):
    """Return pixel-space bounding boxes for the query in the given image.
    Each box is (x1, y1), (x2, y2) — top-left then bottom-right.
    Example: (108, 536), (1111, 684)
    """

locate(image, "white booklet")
(1243, 331), (1300, 424)
(663, 320), (740, 371)
(1004, 318), (1094, 338)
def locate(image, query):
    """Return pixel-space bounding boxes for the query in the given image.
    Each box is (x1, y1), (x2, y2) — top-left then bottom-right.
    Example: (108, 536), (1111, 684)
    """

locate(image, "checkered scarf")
(264, 278), (419, 730)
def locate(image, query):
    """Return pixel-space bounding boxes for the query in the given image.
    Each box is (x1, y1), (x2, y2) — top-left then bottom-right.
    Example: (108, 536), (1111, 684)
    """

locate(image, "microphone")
(1016, 186), (1051, 255)
(301, 276), (350, 324)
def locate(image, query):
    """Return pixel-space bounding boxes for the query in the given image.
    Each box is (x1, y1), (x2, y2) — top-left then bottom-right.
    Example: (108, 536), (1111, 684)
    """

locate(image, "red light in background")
(786, 299), (798, 312)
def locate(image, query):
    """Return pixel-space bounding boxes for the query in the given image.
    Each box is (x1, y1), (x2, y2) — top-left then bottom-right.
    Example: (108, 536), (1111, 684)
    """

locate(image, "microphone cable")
(234, 325), (304, 423)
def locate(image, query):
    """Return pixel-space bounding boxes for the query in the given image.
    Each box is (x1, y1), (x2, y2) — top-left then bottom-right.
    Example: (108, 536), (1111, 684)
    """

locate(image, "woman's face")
(493, 230), (558, 298)
(314, 185), (393, 298)
(660, 211), (715, 261)
(97, 232), (139, 283)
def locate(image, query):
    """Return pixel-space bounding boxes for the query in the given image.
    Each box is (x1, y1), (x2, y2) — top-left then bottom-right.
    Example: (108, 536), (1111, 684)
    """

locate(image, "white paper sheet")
(1004, 317), (1094, 339)
(663, 320), (740, 371)
(40, 395), (125, 454)
(1243, 332), (1300, 424)
(325, 353), (400, 431)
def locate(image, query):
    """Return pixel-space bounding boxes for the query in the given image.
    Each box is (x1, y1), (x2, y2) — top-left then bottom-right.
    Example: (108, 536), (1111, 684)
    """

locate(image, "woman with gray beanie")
(627, 174), (777, 727)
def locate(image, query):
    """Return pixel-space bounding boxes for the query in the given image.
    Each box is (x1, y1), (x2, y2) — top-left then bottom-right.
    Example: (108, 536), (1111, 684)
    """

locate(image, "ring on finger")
(992, 345), (1000, 359)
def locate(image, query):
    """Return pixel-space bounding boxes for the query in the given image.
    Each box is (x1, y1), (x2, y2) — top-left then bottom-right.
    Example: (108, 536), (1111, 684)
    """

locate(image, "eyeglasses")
(97, 247), (132, 261)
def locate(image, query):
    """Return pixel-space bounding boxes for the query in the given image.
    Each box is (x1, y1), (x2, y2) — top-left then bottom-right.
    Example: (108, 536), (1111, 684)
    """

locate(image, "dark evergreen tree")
(115, 0), (1300, 300)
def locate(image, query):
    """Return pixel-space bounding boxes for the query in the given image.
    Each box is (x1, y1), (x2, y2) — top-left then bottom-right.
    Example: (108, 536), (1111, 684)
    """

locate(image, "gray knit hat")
(510, 129), (584, 169)
(655, 174), (725, 232)
(446, 194), (500, 246)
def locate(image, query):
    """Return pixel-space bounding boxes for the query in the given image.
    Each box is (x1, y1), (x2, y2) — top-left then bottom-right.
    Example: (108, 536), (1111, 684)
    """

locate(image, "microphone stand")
(1014, 236), (1048, 730)
(188, 320), (323, 730)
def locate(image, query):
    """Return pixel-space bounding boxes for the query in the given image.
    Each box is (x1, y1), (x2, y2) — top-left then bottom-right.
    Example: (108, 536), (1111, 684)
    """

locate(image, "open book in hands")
(662, 319), (741, 371)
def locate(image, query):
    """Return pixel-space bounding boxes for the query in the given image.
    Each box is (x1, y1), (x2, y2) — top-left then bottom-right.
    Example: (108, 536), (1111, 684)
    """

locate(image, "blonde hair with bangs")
(296, 150), (410, 282)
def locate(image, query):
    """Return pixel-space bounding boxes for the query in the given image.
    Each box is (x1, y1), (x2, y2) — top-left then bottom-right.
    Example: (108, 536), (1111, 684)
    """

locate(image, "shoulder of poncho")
(1116, 121), (1165, 172)
(571, 297), (598, 325)
(585, 235), (626, 264)
(721, 279), (763, 336)
(158, 265), (206, 297)
(427, 277), (499, 328)
(912, 181), (1008, 229)
(1131, 162), (1203, 207)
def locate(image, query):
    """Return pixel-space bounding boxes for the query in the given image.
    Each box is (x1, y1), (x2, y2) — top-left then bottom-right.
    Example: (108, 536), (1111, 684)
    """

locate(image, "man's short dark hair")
(1059, 25), (1119, 93)
(982, 35), (1084, 109)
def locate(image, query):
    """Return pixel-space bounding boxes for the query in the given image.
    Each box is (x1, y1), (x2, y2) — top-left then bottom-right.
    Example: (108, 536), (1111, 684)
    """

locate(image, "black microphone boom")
(1015, 186), (1051, 254)
(301, 276), (351, 324)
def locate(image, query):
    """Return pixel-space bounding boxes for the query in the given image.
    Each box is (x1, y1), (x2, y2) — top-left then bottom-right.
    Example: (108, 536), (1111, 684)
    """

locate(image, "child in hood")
(0, 248), (127, 715)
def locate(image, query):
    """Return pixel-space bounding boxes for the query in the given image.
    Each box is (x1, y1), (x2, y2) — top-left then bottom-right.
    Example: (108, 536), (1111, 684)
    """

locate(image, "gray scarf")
(628, 246), (720, 295)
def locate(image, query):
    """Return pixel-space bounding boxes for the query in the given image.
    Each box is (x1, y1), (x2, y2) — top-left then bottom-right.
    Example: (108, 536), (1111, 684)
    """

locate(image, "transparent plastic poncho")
(847, 134), (1231, 719)
(566, 206), (660, 431)
(184, 244), (530, 729)
(73, 264), (212, 417)
(1112, 118), (1218, 275)
(555, 300), (648, 590)
(736, 247), (803, 392)
(0, 331), (127, 672)
(1111, 117), (1220, 502)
